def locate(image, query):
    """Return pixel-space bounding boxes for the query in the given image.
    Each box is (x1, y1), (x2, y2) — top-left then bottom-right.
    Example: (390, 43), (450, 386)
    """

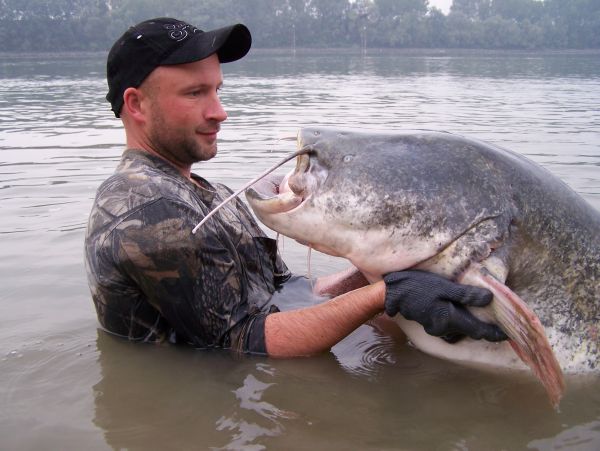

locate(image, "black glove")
(383, 270), (508, 343)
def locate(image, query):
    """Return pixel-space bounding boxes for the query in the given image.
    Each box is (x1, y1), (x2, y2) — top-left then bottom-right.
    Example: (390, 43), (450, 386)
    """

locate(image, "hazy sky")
(429, 0), (452, 14)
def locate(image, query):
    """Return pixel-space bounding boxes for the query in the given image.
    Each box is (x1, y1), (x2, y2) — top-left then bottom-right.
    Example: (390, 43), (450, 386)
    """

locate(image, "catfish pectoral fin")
(460, 264), (565, 409)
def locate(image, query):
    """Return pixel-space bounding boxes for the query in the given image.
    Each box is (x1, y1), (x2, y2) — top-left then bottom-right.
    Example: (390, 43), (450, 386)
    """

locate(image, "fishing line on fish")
(307, 247), (313, 286)
(191, 146), (312, 234)
(278, 231), (314, 288)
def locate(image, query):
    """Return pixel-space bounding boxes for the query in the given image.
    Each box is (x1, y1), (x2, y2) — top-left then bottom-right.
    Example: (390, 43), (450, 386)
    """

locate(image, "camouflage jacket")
(84, 149), (290, 353)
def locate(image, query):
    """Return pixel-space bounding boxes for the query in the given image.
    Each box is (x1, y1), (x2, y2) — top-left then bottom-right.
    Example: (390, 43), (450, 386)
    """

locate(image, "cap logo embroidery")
(164, 22), (199, 42)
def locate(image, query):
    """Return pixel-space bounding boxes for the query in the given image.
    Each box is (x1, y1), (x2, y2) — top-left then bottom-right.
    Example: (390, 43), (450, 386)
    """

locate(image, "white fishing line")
(191, 146), (310, 234)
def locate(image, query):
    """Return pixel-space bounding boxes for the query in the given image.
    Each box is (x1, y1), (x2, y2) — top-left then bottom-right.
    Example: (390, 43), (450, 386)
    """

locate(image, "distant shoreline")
(1, 48), (600, 59)
(251, 48), (600, 57)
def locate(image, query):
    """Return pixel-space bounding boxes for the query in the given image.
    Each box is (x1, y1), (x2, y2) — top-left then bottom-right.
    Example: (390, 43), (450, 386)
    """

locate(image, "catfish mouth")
(246, 153), (313, 215)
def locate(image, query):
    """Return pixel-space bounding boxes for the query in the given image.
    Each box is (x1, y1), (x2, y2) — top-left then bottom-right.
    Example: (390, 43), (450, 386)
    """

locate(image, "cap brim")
(162, 24), (251, 65)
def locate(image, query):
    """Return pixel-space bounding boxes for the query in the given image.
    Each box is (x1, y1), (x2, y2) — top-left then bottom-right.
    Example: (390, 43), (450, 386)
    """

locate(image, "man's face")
(141, 54), (227, 167)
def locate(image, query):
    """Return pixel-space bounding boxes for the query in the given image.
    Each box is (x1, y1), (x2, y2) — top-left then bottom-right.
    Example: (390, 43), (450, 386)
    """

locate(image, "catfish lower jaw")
(246, 189), (303, 214)
(245, 180), (303, 214)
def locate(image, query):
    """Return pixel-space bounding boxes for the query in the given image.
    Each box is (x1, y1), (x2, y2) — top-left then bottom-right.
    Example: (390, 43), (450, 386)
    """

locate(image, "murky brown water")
(1, 50), (599, 450)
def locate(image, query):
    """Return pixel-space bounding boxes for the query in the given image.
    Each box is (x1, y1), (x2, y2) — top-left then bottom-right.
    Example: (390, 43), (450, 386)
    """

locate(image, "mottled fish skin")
(246, 128), (600, 383)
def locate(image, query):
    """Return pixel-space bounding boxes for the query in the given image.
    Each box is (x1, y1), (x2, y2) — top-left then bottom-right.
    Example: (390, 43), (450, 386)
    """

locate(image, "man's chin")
(193, 146), (217, 162)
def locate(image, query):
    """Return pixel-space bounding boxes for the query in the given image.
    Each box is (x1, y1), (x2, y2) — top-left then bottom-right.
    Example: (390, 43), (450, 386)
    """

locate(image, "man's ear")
(122, 87), (146, 122)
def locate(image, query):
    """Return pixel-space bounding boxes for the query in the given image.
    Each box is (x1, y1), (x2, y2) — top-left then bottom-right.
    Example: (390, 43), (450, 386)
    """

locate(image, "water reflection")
(529, 420), (600, 450)
(93, 332), (242, 449)
(215, 372), (290, 450)
(92, 331), (357, 450)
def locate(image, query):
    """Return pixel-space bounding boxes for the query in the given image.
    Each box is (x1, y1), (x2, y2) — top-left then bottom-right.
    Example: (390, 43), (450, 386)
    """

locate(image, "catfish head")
(246, 127), (509, 281)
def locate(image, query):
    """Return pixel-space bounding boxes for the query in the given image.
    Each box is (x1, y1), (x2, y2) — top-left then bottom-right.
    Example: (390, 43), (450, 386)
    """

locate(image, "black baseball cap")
(106, 17), (252, 117)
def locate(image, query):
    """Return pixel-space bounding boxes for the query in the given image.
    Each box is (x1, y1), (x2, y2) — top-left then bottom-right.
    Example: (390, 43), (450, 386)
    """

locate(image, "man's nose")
(206, 94), (227, 123)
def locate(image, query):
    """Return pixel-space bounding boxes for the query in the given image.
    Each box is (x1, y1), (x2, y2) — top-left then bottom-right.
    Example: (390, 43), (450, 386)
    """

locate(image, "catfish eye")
(343, 155), (354, 163)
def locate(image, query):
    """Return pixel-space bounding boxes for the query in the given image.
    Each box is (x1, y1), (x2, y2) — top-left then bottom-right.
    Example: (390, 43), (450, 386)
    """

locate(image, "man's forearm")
(264, 281), (386, 357)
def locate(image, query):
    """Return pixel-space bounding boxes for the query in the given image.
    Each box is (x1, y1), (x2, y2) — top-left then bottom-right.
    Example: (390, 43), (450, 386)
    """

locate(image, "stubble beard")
(148, 107), (217, 167)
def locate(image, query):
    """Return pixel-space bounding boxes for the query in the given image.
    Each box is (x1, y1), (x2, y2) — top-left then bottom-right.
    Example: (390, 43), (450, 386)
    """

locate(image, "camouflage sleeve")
(111, 197), (270, 354)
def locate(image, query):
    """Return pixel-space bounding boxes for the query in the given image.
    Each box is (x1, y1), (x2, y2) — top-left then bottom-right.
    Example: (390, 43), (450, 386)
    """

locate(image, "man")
(85, 17), (506, 357)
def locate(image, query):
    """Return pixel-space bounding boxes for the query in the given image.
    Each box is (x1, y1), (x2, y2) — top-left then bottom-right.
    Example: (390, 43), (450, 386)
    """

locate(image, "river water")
(1, 50), (599, 450)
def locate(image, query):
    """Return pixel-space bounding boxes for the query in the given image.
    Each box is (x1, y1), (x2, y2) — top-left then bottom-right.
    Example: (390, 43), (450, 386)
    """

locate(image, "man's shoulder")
(87, 155), (204, 245)
(96, 156), (200, 215)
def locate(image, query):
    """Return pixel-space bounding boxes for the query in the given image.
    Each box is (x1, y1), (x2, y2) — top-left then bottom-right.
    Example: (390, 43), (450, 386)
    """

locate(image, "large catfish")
(245, 128), (600, 407)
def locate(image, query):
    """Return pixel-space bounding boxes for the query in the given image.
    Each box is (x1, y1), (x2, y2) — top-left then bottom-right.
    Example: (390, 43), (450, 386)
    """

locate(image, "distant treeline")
(1, 0), (599, 52)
